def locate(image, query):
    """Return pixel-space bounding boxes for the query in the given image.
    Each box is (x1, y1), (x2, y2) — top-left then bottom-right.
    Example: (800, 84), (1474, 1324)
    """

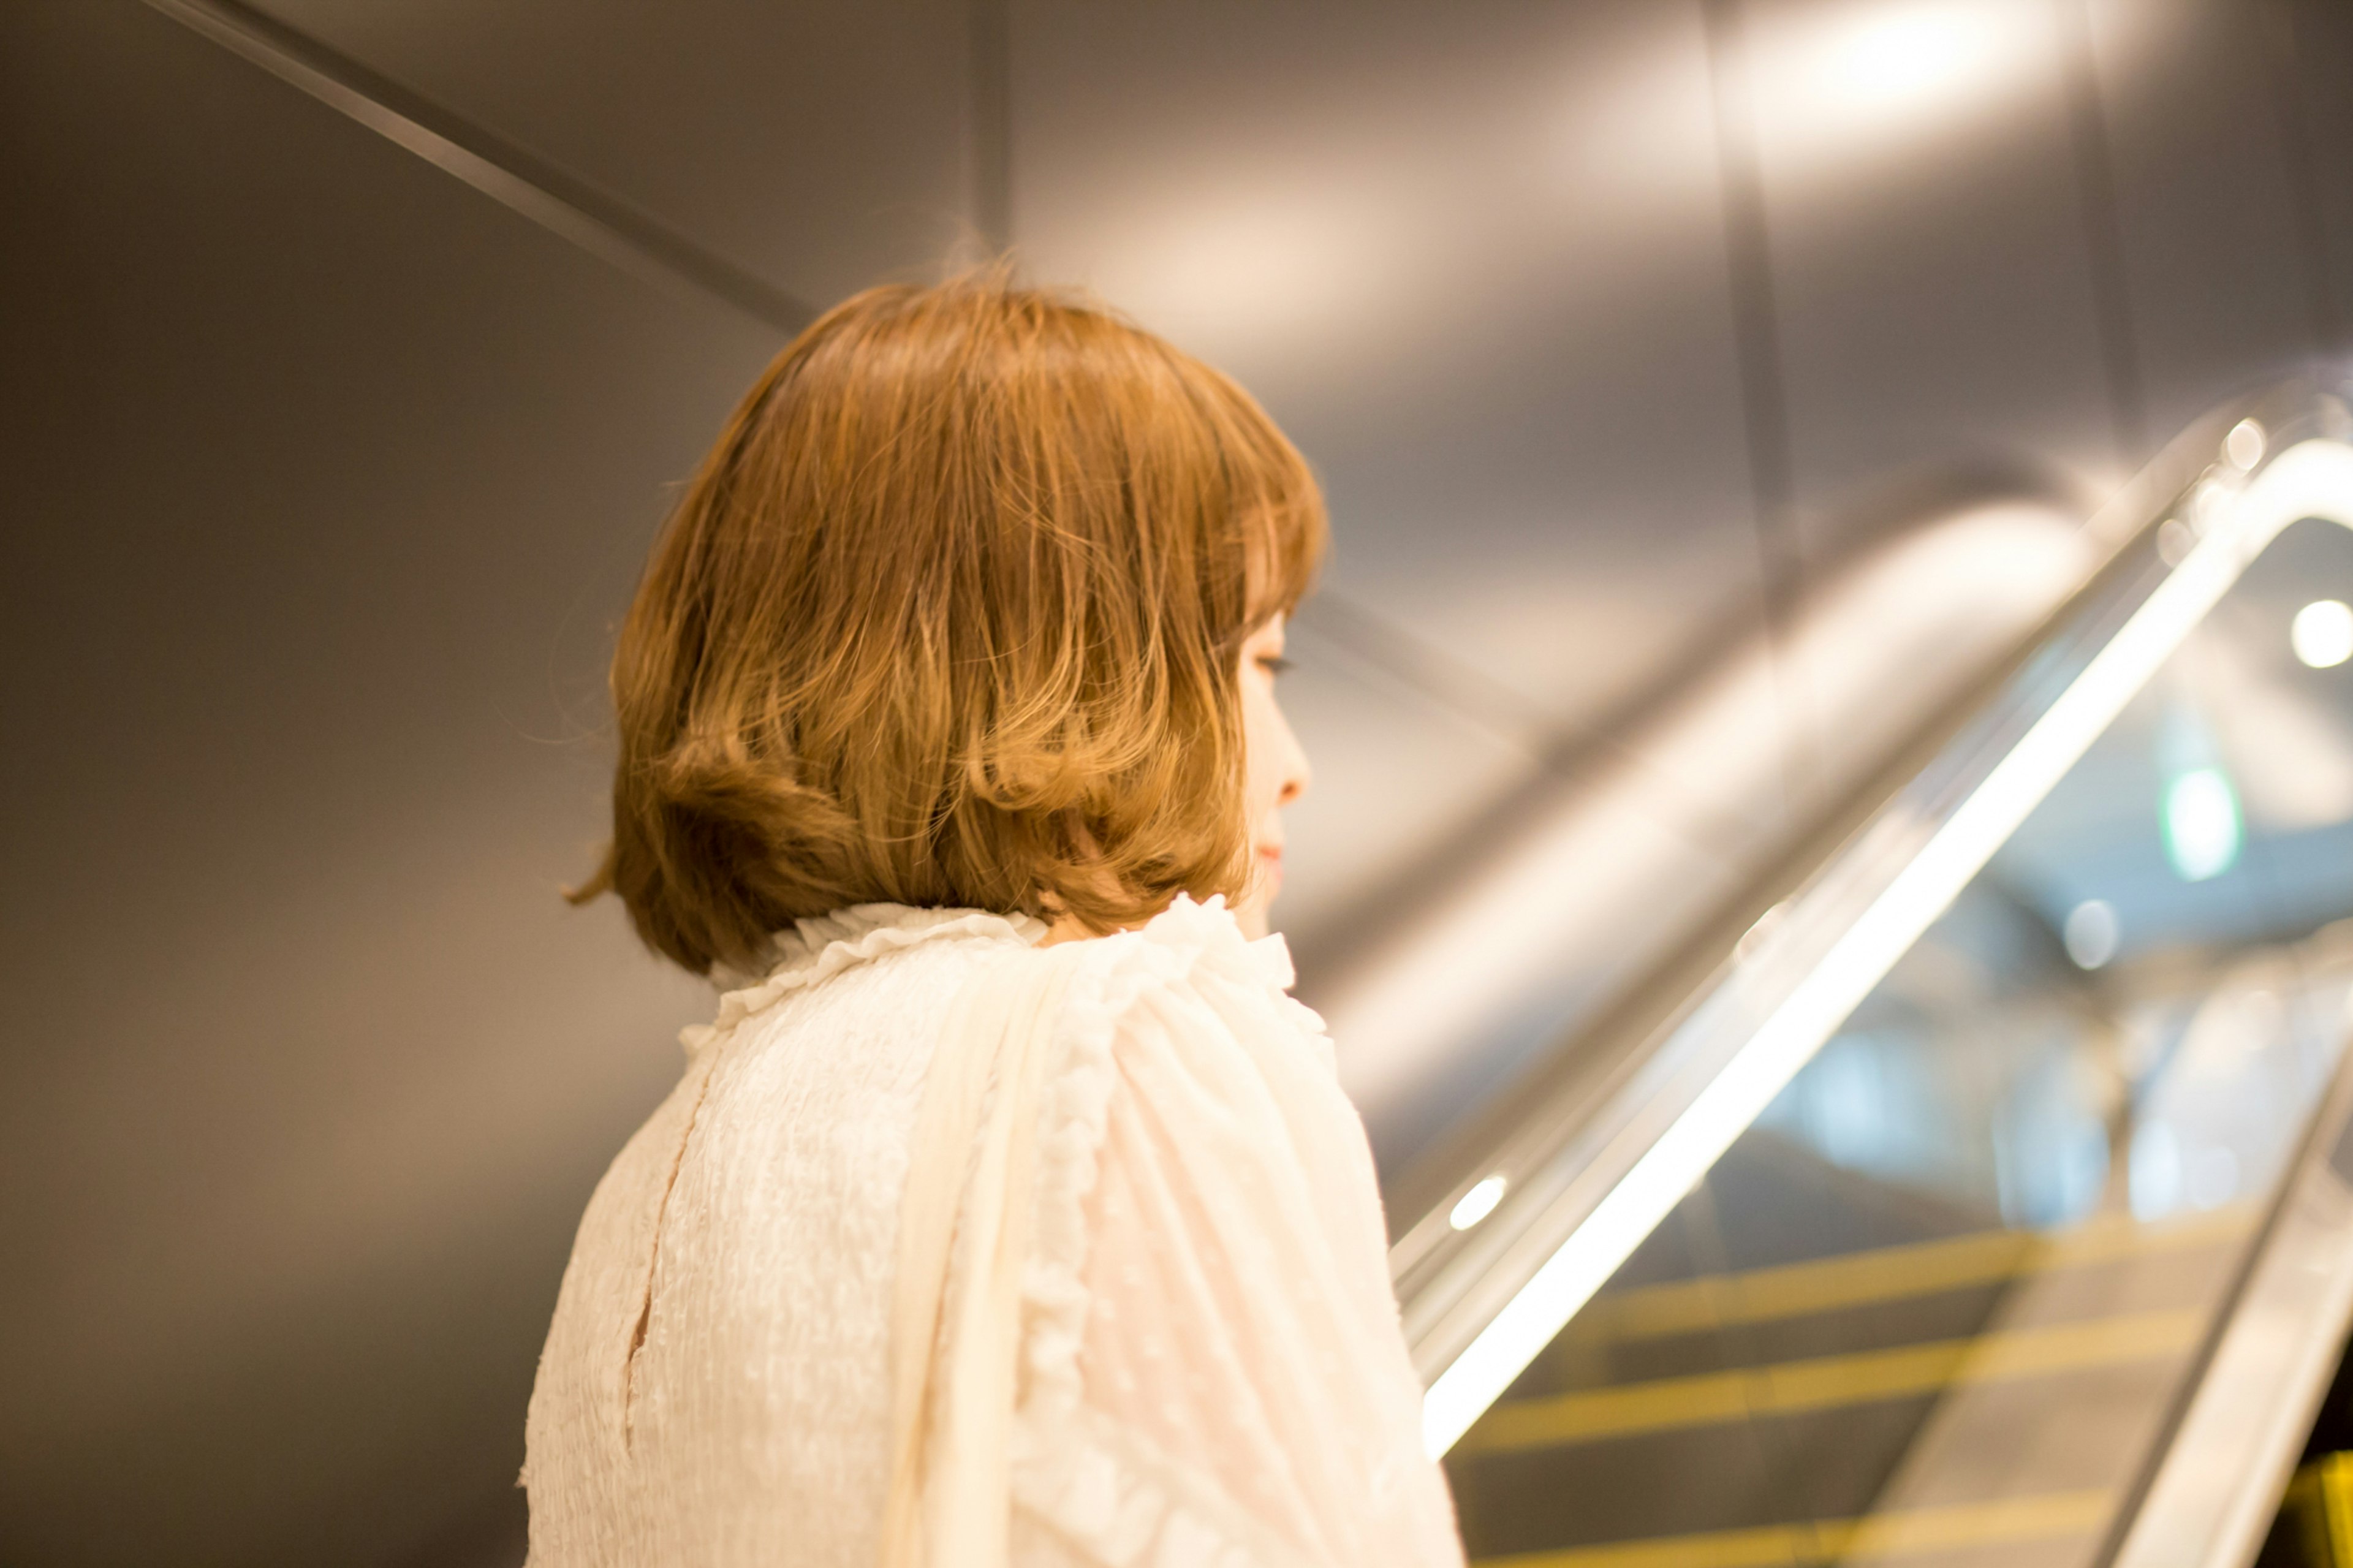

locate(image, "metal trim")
(2104, 998), (2353, 1568)
(140, 0), (814, 333)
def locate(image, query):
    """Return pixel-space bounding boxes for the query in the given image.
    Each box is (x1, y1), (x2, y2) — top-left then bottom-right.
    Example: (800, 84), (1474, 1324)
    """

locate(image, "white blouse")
(520, 895), (1463, 1567)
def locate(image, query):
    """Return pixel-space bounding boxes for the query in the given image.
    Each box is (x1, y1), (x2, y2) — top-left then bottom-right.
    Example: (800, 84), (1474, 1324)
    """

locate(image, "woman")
(523, 279), (1463, 1567)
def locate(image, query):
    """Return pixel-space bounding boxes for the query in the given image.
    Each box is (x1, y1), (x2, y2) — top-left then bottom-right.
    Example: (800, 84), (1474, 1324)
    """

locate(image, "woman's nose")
(1277, 715), (1311, 806)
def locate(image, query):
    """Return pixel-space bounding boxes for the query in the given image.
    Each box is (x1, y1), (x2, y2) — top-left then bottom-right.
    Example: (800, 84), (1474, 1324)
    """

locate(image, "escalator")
(1387, 384), (2353, 1568)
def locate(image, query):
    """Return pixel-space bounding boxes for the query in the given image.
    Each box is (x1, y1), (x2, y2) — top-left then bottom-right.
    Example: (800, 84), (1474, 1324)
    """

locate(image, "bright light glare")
(2227, 419), (2268, 471)
(1809, 4), (2017, 121)
(1754, 2), (2053, 181)
(2162, 768), (2243, 882)
(1450, 1176), (1509, 1232)
(1735, 902), (1789, 963)
(2293, 599), (2353, 668)
(2157, 518), (2196, 567)
(2064, 899), (2120, 969)
(1419, 438), (2353, 1460)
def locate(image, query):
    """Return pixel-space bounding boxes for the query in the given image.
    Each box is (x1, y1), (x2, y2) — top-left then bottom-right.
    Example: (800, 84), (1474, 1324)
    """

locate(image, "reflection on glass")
(2063, 898), (2119, 970)
(1445, 519), (2353, 1566)
(1452, 1175), (1509, 1232)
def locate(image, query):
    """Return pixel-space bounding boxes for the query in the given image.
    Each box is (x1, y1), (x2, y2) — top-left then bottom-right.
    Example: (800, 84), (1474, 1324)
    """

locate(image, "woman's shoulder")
(1078, 894), (1326, 1032)
(1034, 894), (1343, 1178)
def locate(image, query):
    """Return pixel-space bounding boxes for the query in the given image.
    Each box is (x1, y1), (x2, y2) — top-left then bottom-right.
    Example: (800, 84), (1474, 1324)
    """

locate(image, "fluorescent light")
(1754, 1), (2051, 173)
(1821, 6), (2004, 113)
(2162, 767), (2243, 882)
(2293, 599), (2353, 669)
(1420, 438), (2353, 1459)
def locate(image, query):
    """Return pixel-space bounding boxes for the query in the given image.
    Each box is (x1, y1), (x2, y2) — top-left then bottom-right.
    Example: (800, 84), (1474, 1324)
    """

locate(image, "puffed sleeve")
(1008, 898), (1464, 1568)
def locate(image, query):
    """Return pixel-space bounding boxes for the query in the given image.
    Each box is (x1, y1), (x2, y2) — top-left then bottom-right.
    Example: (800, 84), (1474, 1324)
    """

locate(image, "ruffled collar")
(684, 904), (1051, 1058)
(1126, 891), (1300, 994)
(680, 894), (1301, 1060)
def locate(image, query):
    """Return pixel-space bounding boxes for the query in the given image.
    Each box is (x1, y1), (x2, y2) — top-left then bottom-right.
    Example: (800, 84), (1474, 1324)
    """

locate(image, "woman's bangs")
(1202, 382), (1325, 629)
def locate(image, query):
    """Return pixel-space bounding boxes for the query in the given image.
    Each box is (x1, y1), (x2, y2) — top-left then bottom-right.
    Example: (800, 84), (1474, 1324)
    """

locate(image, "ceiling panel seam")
(2253, 0), (2349, 363)
(139, 0), (815, 335)
(969, 0), (1012, 252)
(2055, 0), (2151, 465)
(1699, 0), (1816, 819)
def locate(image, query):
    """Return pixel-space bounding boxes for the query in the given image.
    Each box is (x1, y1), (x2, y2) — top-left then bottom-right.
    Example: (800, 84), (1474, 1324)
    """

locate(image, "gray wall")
(2, 1), (2347, 1562)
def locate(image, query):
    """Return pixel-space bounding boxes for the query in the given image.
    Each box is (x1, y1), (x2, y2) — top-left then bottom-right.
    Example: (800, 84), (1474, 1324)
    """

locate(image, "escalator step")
(1464, 1488), (2113, 1568)
(1465, 1309), (2204, 1453)
(2273, 1453), (2353, 1567)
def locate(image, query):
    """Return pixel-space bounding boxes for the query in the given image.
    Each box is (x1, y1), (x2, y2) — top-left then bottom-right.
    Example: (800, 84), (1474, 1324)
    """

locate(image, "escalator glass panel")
(1444, 512), (2353, 1566)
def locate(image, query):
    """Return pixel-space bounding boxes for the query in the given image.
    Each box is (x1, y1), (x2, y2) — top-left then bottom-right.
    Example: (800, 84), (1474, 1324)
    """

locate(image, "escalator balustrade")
(1400, 392), (2353, 1568)
(2260, 1303), (2353, 1564)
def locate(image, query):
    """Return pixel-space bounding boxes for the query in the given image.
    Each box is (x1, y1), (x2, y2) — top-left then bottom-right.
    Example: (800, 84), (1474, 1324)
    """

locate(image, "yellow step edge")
(1566, 1206), (2255, 1346)
(2283, 1452), (2353, 1565)
(1462, 1308), (2206, 1453)
(1468, 1488), (2115, 1568)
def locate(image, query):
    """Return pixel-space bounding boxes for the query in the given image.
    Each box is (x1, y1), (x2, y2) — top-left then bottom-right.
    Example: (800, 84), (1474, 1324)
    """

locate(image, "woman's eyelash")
(1259, 655), (1294, 676)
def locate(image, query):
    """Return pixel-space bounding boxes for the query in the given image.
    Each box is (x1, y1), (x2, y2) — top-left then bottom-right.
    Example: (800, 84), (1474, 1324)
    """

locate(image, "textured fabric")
(521, 895), (1462, 1568)
(884, 940), (1084, 1568)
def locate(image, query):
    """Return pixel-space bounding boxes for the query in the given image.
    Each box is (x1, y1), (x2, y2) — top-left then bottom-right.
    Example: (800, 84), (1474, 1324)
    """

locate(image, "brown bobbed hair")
(576, 278), (1326, 975)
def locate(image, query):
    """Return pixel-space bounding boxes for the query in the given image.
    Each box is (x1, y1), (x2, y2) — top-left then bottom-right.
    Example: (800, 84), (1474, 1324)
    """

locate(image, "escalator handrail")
(1398, 383), (2353, 1461)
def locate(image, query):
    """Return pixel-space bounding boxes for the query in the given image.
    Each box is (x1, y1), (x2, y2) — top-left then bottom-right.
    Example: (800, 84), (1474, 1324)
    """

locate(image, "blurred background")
(2, 1), (2349, 1564)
